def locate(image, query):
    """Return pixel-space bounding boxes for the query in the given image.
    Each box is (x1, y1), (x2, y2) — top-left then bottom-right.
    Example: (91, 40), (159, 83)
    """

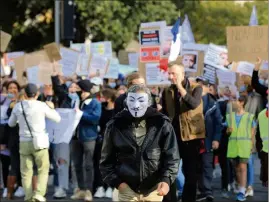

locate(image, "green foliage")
(75, 0), (179, 51)
(1, 0), (268, 52)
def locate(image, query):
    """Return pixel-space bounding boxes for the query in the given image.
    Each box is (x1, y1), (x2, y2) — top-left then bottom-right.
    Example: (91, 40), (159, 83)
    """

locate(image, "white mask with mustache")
(126, 92), (149, 118)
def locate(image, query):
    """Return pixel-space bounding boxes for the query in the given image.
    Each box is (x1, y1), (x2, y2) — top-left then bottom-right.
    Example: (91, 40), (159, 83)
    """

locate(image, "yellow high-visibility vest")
(258, 109), (268, 153)
(226, 112), (254, 159)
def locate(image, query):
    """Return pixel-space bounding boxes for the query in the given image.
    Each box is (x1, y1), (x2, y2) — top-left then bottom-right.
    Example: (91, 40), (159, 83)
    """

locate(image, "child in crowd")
(225, 96), (256, 201)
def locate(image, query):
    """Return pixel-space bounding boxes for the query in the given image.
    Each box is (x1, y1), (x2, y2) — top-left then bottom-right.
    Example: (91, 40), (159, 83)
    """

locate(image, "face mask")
(109, 82), (116, 89)
(66, 81), (72, 88)
(68, 92), (79, 100)
(239, 85), (246, 93)
(91, 85), (100, 94)
(126, 92), (149, 118)
(7, 93), (15, 99)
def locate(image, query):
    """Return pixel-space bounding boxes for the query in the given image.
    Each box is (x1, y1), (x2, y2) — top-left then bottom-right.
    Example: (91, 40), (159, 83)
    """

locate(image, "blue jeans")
(176, 159), (185, 196)
(247, 154), (254, 187)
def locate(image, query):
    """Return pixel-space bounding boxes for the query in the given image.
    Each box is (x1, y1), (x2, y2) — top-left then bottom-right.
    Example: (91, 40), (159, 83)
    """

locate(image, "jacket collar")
(83, 98), (92, 105)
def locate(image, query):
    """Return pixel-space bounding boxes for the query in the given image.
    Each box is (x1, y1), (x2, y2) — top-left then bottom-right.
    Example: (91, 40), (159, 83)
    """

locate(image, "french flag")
(168, 17), (181, 62)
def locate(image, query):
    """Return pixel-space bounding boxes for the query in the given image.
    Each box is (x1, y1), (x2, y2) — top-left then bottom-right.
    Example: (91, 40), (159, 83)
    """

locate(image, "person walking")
(8, 83), (61, 202)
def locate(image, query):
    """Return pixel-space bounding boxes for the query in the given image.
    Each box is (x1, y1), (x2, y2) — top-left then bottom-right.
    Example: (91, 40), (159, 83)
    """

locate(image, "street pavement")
(1, 155), (268, 202)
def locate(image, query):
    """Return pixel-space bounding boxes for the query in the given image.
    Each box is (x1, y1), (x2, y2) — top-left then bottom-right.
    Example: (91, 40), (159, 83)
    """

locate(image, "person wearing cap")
(196, 77), (223, 202)
(162, 63), (204, 202)
(8, 83), (61, 202)
(71, 79), (101, 202)
(100, 84), (179, 202)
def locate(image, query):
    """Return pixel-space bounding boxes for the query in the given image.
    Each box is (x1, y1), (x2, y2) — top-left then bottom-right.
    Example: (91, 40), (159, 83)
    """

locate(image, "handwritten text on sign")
(140, 46), (161, 62)
(226, 26), (268, 62)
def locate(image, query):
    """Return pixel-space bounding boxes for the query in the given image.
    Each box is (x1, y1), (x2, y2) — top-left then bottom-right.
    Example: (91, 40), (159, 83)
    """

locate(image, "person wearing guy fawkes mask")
(100, 84), (179, 202)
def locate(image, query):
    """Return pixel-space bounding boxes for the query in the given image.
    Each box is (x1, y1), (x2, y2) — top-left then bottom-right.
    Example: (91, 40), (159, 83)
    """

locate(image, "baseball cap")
(196, 76), (209, 86)
(25, 83), (38, 97)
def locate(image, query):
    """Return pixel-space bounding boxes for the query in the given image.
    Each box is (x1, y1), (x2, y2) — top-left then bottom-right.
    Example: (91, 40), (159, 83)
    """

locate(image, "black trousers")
(163, 139), (200, 202)
(0, 154), (10, 187)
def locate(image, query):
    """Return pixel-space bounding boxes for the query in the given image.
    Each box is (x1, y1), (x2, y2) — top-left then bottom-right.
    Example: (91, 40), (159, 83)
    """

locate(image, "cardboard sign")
(44, 42), (62, 62)
(0, 31), (12, 52)
(118, 50), (130, 65)
(14, 56), (26, 86)
(227, 26), (268, 62)
(139, 28), (160, 46)
(140, 46), (161, 62)
(3, 52), (25, 66)
(25, 50), (50, 68)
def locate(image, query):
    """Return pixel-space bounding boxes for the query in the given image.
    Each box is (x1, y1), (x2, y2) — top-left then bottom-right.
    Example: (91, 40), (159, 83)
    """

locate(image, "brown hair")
(125, 72), (144, 88)
(102, 88), (117, 102)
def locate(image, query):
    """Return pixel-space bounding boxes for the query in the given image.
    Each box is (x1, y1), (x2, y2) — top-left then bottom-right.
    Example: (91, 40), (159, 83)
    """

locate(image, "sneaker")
(236, 192), (246, 201)
(53, 187), (67, 199)
(221, 190), (229, 199)
(33, 194), (46, 202)
(105, 187), (113, 198)
(245, 186), (254, 197)
(71, 188), (85, 200)
(206, 194), (214, 201)
(84, 190), (93, 202)
(2, 188), (7, 198)
(196, 194), (207, 201)
(14, 186), (25, 197)
(94, 186), (105, 198)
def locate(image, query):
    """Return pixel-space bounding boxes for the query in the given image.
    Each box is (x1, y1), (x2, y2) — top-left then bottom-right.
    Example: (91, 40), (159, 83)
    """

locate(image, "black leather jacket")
(100, 108), (179, 195)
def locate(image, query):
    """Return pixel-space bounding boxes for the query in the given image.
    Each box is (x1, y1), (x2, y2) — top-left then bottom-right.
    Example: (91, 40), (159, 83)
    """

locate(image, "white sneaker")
(53, 187), (67, 199)
(245, 186), (254, 197)
(14, 186), (25, 197)
(2, 188), (7, 198)
(84, 190), (93, 201)
(105, 187), (113, 198)
(33, 194), (46, 202)
(94, 186), (105, 198)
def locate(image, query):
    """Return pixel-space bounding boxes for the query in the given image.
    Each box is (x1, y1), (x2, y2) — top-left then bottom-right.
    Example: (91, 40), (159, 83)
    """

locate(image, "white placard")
(236, 62), (255, 77)
(90, 41), (113, 58)
(70, 43), (86, 53)
(59, 48), (79, 77)
(216, 70), (236, 86)
(145, 63), (170, 86)
(128, 53), (139, 68)
(89, 55), (109, 78)
(46, 108), (83, 144)
(183, 43), (209, 52)
(76, 53), (90, 76)
(104, 64), (119, 79)
(203, 64), (216, 84)
(204, 43), (229, 71)
(27, 66), (42, 86)
(261, 61), (268, 70)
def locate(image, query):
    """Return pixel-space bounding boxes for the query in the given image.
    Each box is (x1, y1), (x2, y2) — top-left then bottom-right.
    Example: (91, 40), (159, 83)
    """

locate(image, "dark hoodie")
(100, 107), (179, 195)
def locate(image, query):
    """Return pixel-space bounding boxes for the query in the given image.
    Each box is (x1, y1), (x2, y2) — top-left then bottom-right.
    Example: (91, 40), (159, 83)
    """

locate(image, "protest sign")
(3, 52), (25, 66)
(89, 55), (109, 78)
(140, 46), (161, 62)
(46, 108), (82, 144)
(145, 62), (170, 86)
(204, 43), (229, 71)
(139, 28), (161, 46)
(90, 41), (112, 58)
(118, 50), (130, 65)
(27, 66), (41, 86)
(76, 53), (90, 76)
(0, 31), (12, 52)
(216, 70), (237, 86)
(104, 64), (120, 79)
(70, 43), (86, 54)
(128, 52), (139, 68)
(14, 56), (27, 86)
(181, 50), (199, 73)
(182, 43), (209, 52)
(236, 62), (255, 77)
(25, 50), (50, 68)
(44, 42), (62, 62)
(227, 25), (268, 62)
(203, 64), (216, 84)
(38, 62), (54, 85)
(261, 60), (268, 70)
(59, 47), (79, 77)
(162, 26), (173, 57)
